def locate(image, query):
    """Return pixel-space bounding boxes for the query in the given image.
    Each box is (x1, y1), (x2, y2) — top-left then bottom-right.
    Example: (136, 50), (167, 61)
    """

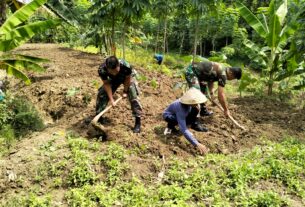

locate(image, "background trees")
(0, 0), (60, 84)
(0, 0), (304, 95)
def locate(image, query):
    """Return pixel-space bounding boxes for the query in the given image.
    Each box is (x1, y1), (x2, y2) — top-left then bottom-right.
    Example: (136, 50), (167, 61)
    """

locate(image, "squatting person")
(163, 88), (209, 155)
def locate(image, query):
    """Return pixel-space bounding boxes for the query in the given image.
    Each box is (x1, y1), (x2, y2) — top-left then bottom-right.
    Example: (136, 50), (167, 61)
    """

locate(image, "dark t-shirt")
(192, 61), (227, 87)
(98, 59), (132, 82)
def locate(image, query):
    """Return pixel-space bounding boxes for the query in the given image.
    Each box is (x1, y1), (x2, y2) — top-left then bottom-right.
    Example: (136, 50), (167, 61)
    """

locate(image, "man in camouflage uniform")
(96, 56), (142, 133)
(185, 60), (242, 118)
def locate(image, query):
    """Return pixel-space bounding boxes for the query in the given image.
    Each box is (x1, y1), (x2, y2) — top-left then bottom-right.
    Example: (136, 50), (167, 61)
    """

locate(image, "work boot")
(167, 122), (179, 133)
(133, 117), (141, 133)
(191, 122), (208, 132)
(200, 107), (213, 117)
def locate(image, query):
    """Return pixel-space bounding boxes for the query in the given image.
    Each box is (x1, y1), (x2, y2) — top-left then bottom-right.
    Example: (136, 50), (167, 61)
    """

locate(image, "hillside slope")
(1, 44), (304, 206)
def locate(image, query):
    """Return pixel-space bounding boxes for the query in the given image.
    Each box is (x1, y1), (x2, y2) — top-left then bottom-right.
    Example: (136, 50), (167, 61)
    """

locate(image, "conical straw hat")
(180, 87), (207, 105)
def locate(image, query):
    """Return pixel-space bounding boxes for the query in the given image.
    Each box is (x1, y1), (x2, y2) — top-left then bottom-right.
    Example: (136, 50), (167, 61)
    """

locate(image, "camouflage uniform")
(185, 61), (227, 95)
(185, 61), (228, 116)
(96, 59), (142, 118)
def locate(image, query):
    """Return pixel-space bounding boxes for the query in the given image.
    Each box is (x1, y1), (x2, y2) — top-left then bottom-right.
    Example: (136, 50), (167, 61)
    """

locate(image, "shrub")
(8, 97), (45, 137)
(0, 125), (15, 149)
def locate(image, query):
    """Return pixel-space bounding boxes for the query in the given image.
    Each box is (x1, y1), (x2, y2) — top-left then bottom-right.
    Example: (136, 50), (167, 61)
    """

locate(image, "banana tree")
(236, 0), (305, 95)
(4, 0), (79, 25)
(0, 0), (60, 85)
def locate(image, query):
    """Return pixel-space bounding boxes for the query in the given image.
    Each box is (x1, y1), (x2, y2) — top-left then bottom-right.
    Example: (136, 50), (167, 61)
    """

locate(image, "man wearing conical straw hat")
(163, 88), (209, 155)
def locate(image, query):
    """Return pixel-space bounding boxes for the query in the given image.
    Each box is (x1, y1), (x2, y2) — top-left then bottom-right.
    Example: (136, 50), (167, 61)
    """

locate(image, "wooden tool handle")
(210, 99), (246, 131)
(91, 96), (123, 125)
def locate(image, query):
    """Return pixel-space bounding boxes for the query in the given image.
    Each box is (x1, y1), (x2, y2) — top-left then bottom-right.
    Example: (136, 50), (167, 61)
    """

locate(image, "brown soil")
(1, 43), (304, 204)
(6, 44), (305, 157)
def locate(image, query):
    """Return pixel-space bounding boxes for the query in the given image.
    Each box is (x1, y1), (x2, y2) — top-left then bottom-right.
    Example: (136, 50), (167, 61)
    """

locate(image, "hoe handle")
(210, 99), (246, 131)
(91, 96), (123, 126)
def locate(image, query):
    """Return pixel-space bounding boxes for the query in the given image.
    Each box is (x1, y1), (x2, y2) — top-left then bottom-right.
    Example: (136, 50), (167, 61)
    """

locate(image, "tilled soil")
(6, 44), (305, 157)
(1, 44), (304, 204)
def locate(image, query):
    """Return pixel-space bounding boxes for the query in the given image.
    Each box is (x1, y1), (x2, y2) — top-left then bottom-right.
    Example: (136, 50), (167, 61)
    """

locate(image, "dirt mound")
(8, 44), (305, 157)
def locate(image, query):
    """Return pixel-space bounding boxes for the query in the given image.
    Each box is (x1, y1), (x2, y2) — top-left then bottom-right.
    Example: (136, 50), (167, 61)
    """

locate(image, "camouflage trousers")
(96, 81), (142, 118)
(185, 65), (209, 110)
(185, 64), (208, 94)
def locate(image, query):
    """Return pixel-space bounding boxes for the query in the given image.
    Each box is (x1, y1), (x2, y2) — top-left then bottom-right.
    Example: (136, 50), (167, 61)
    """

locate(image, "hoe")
(88, 96), (123, 138)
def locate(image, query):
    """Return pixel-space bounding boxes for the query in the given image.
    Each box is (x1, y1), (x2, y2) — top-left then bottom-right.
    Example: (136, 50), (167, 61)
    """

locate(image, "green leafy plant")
(0, 102), (13, 126)
(66, 87), (80, 97)
(150, 78), (158, 89)
(240, 191), (288, 206)
(9, 97), (45, 137)
(236, 0), (305, 95)
(0, 0), (60, 84)
(0, 124), (15, 149)
(97, 143), (129, 185)
(238, 68), (259, 96)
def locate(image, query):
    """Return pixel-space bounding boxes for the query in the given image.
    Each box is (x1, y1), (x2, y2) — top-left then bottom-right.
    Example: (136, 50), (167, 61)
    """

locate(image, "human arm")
(102, 80), (115, 106)
(197, 143), (209, 155)
(208, 82), (215, 99)
(177, 115), (209, 154)
(218, 86), (230, 117)
(123, 75), (131, 98)
(176, 110), (199, 146)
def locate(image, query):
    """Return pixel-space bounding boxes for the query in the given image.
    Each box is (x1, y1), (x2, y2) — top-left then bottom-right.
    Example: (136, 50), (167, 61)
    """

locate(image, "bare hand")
(110, 99), (116, 107)
(224, 110), (230, 118)
(122, 92), (128, 98)
(197, 143), (209, 155)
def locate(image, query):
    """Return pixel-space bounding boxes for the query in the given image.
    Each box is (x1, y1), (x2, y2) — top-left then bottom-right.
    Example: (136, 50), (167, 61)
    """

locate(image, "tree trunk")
(267, 50), (275, 95)
(203, 40), (206, 55)
(226, 37), (228, 46)
(193, 14), (199, 61)
(155, 20), (160, 54)
(111, 10), (116, 56)
(200, 39), (202, 56)
(268, 77), (273, 95)
(179, 31), (185, 55)
(0, 0), (6, 26)
(122, 24), (126, 59)
(163, 16), (167, 54)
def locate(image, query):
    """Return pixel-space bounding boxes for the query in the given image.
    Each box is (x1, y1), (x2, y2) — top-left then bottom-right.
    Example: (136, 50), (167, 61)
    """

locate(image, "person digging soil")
(96, 56), (142, 133)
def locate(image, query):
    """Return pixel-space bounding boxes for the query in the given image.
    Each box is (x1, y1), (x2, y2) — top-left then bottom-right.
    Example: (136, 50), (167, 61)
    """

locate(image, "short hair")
(105, 56), (119, 69)
(230, 67), (242, 80)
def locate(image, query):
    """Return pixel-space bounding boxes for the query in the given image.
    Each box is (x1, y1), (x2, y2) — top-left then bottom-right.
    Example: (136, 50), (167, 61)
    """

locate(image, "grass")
(2, 135), (304, 206)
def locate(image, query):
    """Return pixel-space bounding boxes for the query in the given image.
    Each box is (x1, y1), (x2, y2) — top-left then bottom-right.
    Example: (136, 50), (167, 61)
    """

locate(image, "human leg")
(186, 107), (208, 132)
(128, 82), (143, 133)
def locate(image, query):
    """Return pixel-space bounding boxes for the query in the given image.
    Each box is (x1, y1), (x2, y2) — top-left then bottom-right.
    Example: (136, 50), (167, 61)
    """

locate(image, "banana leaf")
(3, 60), (46, 72)
(0, 0), (47, 35)
(236, 1), (268, 38)
(46, 0), (79, 25)
(0, 19), (61, 52)
(292, 77), (305, 90)
(267, 0), (287, 49)
(0, 54), (49, 63)
(6, 65), (31, 85)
